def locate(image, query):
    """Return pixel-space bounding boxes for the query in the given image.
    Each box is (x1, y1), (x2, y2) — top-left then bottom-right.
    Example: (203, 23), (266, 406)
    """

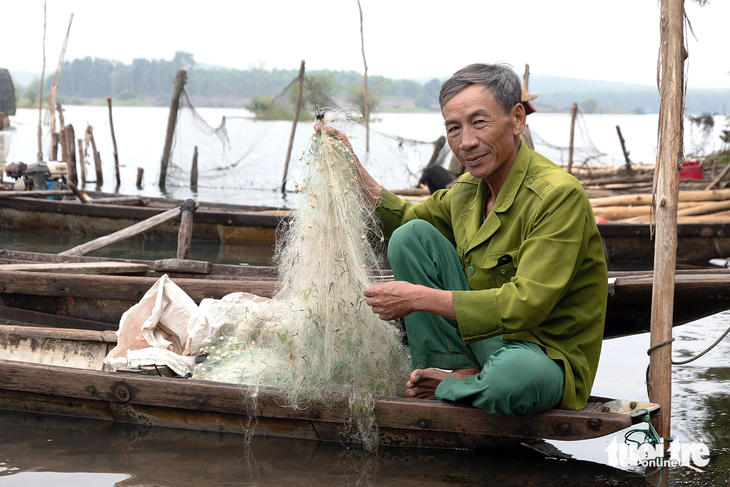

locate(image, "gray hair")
(439, 63), (522, 114)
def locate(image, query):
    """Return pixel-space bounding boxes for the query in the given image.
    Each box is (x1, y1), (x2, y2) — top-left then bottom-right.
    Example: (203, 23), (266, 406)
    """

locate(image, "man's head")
(440, 64), (526, 183)
(439, 63), (522, 115)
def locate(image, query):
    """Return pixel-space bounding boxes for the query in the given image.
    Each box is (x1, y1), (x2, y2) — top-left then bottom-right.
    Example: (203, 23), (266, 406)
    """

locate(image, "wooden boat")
(0, 250), (729, 340)
(0, 190), (289, 244)
(3, 190), (730, 265)
(0, 318), (657, 450)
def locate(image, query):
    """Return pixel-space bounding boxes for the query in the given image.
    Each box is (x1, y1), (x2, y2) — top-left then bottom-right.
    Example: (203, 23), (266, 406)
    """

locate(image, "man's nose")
(459, 126), (479, 151)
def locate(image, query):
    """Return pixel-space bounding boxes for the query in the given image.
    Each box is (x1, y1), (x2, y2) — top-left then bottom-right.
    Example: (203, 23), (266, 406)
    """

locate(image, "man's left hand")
(364, 281), (416, 321)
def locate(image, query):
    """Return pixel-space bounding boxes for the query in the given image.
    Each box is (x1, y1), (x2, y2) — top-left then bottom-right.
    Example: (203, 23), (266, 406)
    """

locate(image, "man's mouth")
(463, 153), (488, 165)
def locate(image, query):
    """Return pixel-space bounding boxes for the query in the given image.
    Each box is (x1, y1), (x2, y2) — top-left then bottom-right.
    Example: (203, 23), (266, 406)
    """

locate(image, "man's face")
(443, 85), (525, 181)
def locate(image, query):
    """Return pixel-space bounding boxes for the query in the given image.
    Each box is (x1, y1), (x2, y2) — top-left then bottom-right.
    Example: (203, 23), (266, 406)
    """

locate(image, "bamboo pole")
(591, 189), (730, 207)
(649, 0), (685, 446)
(60, 206), (183, 256)
(705, 159), (730, 191)
(63, 124), (77, 185)
(190, 146), (198, 192)
(66, 182), (88, 204)
(282, 61), (305, 194)
(358, 0), (370, 152)
(136, 168), (144, 189)
(567, 103), (578, 174)
(86, 125), (103, 186)
(159, 70), (187, 190)
(106, 97), (120, 190)
(37, 0), (46, 162)
(77, 138), (86, 187)
(616, 125), (632, 171)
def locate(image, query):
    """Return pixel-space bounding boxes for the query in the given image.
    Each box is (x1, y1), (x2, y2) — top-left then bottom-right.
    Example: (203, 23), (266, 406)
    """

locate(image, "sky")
(3, 0), (730, 89)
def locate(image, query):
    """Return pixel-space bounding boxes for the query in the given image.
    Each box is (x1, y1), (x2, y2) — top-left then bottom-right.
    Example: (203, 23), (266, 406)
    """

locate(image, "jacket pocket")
(484, 251), (518, 286)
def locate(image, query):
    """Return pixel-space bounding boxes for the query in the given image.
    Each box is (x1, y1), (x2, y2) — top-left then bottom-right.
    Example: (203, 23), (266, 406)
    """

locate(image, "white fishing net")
(164, 89), (445, 206)
(192, 110), (411, 450)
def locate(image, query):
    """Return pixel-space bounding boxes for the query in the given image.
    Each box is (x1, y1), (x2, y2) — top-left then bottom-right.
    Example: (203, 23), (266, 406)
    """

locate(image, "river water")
(1, 107), (730, 485)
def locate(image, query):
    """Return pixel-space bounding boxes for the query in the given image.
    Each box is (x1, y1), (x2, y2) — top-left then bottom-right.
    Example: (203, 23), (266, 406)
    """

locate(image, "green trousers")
(389, 220), (565, 418)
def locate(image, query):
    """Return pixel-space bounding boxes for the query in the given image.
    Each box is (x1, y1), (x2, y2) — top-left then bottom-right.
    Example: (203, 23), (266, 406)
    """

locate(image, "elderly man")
(331, 63), (606, 418)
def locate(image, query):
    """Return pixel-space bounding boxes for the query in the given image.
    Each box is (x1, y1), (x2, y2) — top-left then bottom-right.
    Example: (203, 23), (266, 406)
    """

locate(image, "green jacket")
(376, 143), (607, 410)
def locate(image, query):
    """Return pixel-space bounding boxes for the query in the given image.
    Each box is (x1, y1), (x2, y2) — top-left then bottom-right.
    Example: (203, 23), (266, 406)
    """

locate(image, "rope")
(646, 321), (730, 365)
(625, 409), (672, 450)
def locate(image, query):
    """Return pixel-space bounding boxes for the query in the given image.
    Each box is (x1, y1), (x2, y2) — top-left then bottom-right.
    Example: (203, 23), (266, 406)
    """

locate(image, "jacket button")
(528, 178), (534, 184)
(499, 269), (508, 276)
(467, 266), (475, 275)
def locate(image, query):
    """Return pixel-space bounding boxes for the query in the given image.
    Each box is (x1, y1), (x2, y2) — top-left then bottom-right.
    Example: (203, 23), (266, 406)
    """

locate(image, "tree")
(25, 86), (38, 105)
(245, 94), (273, 116)
(581, 98), (600, 114)
(173, 51), (196, 71)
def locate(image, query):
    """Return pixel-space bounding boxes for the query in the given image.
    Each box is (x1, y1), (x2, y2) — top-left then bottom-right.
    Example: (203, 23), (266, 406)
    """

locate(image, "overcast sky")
(4, 0), (730, 89)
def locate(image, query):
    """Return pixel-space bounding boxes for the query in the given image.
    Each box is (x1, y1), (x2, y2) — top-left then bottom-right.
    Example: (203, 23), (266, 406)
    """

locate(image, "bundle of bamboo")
(591, 189), (730, 223)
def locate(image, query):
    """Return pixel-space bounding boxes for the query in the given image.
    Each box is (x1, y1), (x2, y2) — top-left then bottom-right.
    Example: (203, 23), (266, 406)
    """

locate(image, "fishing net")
(164, 86), (444, 206)
(192, 110), (411, 450)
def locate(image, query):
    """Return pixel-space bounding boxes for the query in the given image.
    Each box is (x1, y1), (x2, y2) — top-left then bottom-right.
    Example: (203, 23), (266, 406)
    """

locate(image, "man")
(331, 63), (606, 418)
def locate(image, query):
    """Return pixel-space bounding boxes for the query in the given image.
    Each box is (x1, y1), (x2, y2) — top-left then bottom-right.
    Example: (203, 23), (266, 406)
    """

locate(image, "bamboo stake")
(60, 206), (183, 256)
(77, 138), (86, 187)
(37, 0), (46, 162)
(106, 97), (120, 190)
(159, 70), (187, 190)
(136, 168), (144, 189)
(616, 125), (632, 171)
(649, 0), (685, 446)
(63, 125), (77, 185)
(86, 125), (103, 186)
(66, 182), (87, 204)
(357, 0), (370, 152)
(282, 61), (305, 194)
(567, 103), (578, 174)
(190, 146), (198, 192)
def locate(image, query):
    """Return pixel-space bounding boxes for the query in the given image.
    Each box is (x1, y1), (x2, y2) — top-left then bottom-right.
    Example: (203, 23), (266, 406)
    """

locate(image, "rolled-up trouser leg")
(387, 220), (502, 369)
(435, 341), (565, 417)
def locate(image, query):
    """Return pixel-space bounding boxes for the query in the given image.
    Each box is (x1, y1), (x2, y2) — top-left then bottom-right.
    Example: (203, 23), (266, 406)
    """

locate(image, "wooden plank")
(0, 190), (74, 198)
(60, 206), (183, 256)
(0, 324), (117, 343)
(0, 271), (276, 301)
(152, 259), (211, 275)
(0, 306), (117, 331)
(0, 262), (148, 275)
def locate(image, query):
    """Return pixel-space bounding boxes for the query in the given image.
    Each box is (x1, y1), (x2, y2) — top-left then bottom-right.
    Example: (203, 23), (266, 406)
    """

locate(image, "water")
(2, 108), (730, 485)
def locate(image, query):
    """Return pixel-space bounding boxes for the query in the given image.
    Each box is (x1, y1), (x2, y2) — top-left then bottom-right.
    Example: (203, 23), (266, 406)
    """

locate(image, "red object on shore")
(680, 160), (703, 180)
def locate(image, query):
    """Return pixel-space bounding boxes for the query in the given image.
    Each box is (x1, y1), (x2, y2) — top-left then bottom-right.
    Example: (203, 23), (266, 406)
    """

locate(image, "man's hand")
(364, 281), (417, 321)
(364, 282), (457, 322)
(314, 124), (382, 208)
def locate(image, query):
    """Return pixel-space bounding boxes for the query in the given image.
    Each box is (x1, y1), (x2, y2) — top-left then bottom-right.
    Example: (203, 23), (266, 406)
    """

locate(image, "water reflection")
(0, 411), (647, 487)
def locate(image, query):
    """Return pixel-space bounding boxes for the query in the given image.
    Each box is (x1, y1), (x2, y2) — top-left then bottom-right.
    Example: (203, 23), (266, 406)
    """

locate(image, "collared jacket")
(376, 143), (607, 410)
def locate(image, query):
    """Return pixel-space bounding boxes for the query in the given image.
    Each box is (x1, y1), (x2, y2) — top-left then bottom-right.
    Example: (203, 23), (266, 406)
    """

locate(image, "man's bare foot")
(405, 367), (480, 399)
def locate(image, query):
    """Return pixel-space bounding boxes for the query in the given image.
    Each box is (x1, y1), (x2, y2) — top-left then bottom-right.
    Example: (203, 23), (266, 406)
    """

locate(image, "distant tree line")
(15, 52), (443, 111)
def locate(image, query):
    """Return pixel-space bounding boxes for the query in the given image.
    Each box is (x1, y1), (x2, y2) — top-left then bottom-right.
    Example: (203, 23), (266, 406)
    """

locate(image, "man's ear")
(512, 103), (526, 136)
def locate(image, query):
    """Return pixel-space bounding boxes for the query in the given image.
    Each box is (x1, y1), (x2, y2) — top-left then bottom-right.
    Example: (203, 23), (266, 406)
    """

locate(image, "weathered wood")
(152, 259), (211, 275)
(59, 206), (184, 256)
(581, 175), (653, 186)
(159, 70), (187, 190)
(650, 0), (685, 443)
(190, 146), (198, 192)
(77, 138), (86, 186)
(87, 196), (143, 205)
(136, 168), (143, 190)
(63, 124), (77, 185)
(0, 190), (74, 198)
(0, 359), (648, 444)
(676, 198), (730, 216)
(66, 182), (88, 204)
(177, 199), (197, 260)
(567, 103), (578, 174)
(282, 61), (305, 193)
(0, 262), (148, 275)
(590, 189), (730, 207)
(0, 306), (117, 332)
(705, 160), (730, 191)
(106, 97), (120, 189)
(0, 271), (276, 302)
(0, 324), (117, 344)
(616, 125), (632, 170)
(86, 125), (103, 186)
(50, 132), (59, 161)
(593, 201), (699, 220)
